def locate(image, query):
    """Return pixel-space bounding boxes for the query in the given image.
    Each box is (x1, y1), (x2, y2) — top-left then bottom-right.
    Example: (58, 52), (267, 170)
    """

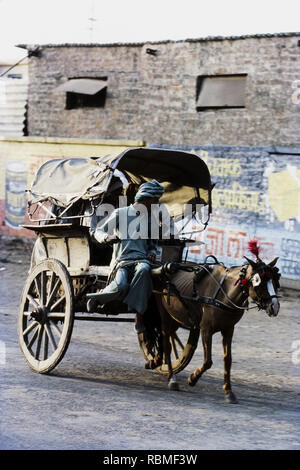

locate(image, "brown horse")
(152, 254), (281, 403)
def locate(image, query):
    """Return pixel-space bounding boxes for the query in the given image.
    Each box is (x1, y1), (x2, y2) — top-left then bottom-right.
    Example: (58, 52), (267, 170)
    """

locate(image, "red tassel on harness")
(248, 239), (260, 259)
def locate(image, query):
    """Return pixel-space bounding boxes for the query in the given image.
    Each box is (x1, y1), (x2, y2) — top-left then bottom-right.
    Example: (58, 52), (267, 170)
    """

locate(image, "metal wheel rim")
(18, 259), (74, 373)
(139, 326), (200, 375)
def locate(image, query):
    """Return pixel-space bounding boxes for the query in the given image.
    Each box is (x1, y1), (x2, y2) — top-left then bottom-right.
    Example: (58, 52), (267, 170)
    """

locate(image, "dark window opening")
(196, 74), (247, 111)
(55, 77), (107, 110)
(66, 88), (107, 109)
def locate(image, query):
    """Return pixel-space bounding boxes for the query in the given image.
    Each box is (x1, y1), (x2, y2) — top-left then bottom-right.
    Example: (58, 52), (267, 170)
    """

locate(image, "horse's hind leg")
(222, 327), (238, 404)
(188, 329), (213, 386)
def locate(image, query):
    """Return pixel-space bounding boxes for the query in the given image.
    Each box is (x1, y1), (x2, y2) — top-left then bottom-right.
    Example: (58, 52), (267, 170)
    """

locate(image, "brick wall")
(25, 34), (300, 146)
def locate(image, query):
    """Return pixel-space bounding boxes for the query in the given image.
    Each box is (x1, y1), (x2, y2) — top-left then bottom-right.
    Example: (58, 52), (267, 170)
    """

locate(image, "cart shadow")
(51, 362), (299, 413)
(51, 361), (173, 393)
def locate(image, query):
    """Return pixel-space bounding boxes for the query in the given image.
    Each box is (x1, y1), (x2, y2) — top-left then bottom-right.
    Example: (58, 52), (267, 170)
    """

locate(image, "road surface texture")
(0, 235), (299, 450)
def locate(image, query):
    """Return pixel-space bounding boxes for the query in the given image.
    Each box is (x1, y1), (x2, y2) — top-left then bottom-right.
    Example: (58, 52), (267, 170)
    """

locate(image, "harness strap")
(153, 261), (253, 314)
(165, 281), (199, 324)
(153, 288), (244, 313)
(212, 270), (228, 300)
(192, 294), (241, 313)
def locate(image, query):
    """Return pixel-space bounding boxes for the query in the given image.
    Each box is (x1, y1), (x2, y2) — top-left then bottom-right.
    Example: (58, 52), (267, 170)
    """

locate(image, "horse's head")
(243, 256), (281, 317)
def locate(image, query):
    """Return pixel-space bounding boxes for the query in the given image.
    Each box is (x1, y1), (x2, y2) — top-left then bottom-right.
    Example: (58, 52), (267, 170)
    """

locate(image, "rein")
(153, 260), (254, 313)
(191, 264), (253, 312)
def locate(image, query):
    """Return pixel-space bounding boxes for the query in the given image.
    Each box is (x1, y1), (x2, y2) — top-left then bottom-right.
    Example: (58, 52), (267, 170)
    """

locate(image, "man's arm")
(93, 209), (119, 244)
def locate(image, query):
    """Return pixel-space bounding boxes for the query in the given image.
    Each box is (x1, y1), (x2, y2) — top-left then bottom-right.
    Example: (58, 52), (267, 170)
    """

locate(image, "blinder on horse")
(236, 261), (281, 315)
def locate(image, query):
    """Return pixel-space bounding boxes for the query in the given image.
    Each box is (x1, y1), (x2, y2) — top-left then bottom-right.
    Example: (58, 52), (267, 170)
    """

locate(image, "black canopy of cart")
(27, 147), (213, 219)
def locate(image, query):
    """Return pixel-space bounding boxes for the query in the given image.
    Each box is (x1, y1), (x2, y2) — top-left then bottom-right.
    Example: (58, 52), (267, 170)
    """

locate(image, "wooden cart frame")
(18, 147), (212, 375)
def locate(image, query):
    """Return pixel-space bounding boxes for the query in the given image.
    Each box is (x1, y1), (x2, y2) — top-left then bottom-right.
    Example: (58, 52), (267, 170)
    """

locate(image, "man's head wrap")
(134, 179), (164, 202)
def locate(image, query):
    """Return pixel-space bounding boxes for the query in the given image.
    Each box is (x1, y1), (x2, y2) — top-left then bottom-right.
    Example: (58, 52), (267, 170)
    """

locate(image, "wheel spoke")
(170, 335), (179, 359)
(43, 331), (49, 360)
(173, 332), (184, 350)
(34, 325), (44, 359)
(47, 271), (56, 300)
(49, 320), (62, 336)
(27, 324), (40, 350)
(26, 294), (39, 309)
(23, 320), (39, 337)
(44, 322), (57, 350)
(34, 276), (41, 301)
(49, 295), (66, 312)
(40, 270), (47, 306)
(46, 278), (62, 309)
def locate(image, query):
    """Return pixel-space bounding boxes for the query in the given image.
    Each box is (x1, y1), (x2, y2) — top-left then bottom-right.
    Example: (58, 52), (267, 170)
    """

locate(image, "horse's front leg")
(222, 327), (238, 404)
(163, 332), (179, 391)
(188, 328), (213, 386)
(156, 298), (179, 391)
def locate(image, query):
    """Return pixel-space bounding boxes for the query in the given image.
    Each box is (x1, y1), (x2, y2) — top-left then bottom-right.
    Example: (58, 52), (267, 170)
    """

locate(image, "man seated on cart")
(86, 179), (165, 334)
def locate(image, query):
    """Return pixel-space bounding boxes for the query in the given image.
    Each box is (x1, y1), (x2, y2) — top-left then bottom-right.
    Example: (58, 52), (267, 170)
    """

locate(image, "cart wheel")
(139, 326), (200, 375)
(18, 259), (74, 374)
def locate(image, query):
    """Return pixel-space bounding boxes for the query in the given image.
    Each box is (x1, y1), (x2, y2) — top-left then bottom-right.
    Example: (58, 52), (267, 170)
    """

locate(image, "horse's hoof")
(145, 359), (156, 369)
(224, 392), (238, 404)
(168, 380), (180, 391)
(188, 374), (196, 387)
(145, 356), (163, 370)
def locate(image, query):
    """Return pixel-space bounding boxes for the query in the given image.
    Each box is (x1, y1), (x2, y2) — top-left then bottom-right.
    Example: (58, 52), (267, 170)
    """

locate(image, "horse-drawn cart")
(18, 147), (213, 376)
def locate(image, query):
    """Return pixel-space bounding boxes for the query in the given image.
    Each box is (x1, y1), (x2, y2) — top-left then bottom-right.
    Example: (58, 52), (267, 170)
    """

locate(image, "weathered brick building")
(1, 33), (298, 285)
(19, 32), (300, 146)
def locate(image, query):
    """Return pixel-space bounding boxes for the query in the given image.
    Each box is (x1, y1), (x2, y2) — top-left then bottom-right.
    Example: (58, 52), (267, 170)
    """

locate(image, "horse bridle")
(234, 263), (281, 311)
(191, 260), (281, 313)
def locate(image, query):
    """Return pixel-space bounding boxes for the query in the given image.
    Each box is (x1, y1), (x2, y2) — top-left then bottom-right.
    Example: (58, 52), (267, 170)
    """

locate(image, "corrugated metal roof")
(0, 78), (28, 136)
(16, 31), (300, 50)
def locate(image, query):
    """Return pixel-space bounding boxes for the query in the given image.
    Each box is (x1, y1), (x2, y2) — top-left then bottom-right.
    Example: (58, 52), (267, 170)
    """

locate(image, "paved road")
(0, 236), (299, 450)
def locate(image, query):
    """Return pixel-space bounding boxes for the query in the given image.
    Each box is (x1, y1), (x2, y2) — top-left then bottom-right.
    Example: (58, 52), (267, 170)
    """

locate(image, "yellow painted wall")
(0, 136), (144, 198)
(0, 136), (144, 236)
